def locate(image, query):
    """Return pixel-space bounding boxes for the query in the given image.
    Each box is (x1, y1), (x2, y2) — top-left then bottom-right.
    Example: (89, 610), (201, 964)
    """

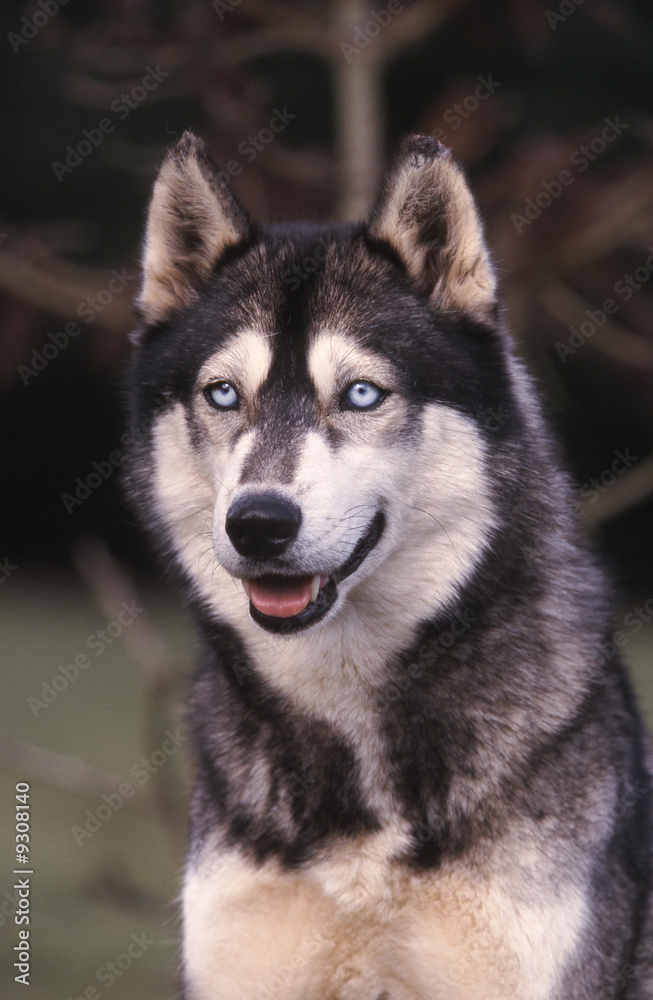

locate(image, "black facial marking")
(237, 391), (315, 485)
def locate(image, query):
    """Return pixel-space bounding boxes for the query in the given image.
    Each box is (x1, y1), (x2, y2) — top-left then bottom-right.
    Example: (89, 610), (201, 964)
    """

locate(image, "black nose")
(225, 493), (302, 559)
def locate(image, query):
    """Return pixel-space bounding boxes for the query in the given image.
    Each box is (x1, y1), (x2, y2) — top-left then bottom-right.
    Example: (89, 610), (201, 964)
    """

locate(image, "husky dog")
(126, 132), (653, 999)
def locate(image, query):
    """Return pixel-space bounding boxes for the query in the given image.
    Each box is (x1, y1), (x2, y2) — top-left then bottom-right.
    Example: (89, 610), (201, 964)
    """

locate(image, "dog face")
(127, 135), (512, 642)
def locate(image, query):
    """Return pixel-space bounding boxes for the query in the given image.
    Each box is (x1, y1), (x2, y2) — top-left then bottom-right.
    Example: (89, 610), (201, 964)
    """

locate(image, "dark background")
(2, 0), (653, 583)
(1, 1), (653, 997)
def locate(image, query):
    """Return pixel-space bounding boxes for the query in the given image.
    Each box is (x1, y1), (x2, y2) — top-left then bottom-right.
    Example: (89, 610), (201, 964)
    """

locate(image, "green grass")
(1, 572), (652, 999)
(1, 573), (192, 1000)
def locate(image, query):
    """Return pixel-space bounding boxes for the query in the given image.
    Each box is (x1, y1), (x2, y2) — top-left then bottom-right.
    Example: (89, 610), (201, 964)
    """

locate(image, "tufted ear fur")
(138, 131), (249, 329)
(367, 136), (497, 324)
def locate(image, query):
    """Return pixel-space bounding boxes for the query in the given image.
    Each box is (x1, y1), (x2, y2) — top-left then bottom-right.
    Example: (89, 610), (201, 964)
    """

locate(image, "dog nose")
(225, 493), (302, 558)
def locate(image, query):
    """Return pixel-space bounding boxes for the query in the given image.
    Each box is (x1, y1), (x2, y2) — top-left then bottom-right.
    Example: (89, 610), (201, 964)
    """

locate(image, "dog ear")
(367, 135), (497, 324)
(138, 131), (250, 328)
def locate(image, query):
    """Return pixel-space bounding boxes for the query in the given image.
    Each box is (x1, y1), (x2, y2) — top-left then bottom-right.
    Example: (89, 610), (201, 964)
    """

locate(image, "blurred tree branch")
(0, 738), (151, 809)
(0, 230), (134, 331)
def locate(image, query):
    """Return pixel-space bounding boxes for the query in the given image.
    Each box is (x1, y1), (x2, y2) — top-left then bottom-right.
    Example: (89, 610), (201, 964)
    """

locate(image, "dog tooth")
(310, 574), (320, 603)
(242, 580), (251, 598)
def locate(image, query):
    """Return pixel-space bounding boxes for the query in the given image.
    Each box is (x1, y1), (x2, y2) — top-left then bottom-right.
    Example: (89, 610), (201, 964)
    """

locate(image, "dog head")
(127, 133), (511, 640)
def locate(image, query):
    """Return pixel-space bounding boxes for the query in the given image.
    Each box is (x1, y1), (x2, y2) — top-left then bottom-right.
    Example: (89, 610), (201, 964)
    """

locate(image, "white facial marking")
(198, 328), (274, 401)
(151, 404), (249, 625)
(307, 331), (398, 405)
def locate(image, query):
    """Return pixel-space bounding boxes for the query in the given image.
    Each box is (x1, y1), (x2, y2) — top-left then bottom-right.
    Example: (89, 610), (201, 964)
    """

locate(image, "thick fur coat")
(125, 133), (653, 999)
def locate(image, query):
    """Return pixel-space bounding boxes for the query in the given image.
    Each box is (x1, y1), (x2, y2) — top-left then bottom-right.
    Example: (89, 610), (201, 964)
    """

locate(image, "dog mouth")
(242, 512), (385, 634)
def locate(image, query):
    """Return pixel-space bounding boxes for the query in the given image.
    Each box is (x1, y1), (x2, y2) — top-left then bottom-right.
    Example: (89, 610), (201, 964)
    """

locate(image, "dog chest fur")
(182, 829), (588, 1000)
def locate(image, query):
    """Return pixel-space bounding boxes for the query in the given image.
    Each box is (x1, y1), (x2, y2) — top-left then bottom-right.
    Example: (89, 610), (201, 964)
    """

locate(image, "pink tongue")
(248, 577), (313, 618)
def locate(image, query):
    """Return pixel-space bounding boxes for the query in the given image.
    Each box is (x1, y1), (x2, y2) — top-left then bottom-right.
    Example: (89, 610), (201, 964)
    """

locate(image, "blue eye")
(206, 381), (239, 410)
(343, 381), (384, 411)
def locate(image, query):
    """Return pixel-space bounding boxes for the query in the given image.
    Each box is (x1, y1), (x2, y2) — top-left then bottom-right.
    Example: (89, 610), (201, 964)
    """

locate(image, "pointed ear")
(367, 136), (497, 324)
(138, 131), (250, 328)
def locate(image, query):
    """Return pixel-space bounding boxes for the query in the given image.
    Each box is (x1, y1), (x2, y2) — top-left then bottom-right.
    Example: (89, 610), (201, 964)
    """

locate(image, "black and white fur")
(125, 133), (653, 999)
